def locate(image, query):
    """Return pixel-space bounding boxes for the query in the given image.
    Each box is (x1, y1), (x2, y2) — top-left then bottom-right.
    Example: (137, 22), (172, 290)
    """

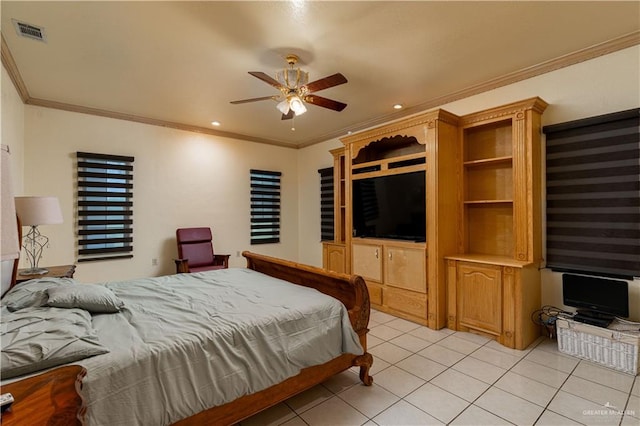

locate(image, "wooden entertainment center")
(322, 97), (548, 349)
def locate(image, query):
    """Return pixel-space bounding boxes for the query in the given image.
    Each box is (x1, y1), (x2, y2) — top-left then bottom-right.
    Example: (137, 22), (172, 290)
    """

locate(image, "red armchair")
(174, 227), (230, 273)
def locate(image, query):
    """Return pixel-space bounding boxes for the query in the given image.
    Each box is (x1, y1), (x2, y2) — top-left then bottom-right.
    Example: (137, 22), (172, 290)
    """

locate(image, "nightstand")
(0, 365), (86, 425)
(16, 264), (76, 284)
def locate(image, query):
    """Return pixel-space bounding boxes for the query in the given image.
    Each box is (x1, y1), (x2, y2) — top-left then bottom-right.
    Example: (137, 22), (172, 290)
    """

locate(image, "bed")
(0, 251), (373, 425)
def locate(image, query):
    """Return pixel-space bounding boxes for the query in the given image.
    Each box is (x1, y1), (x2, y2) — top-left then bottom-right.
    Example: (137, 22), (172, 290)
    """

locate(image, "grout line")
(532, 361), (585, 425)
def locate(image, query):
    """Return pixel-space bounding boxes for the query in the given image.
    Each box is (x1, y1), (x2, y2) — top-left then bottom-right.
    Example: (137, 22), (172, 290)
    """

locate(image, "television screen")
(562, 273), (629, 318)
(352, 171), (425, 242)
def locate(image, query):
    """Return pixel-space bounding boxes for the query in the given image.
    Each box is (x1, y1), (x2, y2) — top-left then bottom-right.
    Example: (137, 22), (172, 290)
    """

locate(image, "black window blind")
(76, 152), (134, 262)
(250, 169), (281, 245)
(544, 108), (639, 278)
(319, 167), (334, 241)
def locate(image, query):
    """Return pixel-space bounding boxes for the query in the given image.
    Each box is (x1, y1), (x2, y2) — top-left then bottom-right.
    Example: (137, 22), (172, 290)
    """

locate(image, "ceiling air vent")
(12, 19), (47, 43)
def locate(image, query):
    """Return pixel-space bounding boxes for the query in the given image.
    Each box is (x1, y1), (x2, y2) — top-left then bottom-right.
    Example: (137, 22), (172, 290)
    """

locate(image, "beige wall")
(1, 66), (24, 193)
(19, 107), (298, 282)
(297, 45), (640, 320)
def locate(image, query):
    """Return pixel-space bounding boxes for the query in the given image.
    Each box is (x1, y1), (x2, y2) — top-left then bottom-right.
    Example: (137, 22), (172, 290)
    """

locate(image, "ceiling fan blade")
(304, 73), (348, 93)
(248, 71), (284, 89)
(304, 94), (347, 112)
(230, 95), (278, 104)
(281, 110), (295, 120)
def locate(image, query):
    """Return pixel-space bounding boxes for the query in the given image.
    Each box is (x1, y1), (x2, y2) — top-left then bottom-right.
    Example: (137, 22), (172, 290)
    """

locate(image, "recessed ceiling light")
(211, 121), (221, 126)
(393, 104), (403, 110)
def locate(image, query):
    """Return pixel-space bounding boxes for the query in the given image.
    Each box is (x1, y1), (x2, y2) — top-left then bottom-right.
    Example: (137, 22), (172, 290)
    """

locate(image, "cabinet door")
(384, 246), (426, 293)
(352, 243), (382, 282)
(457, 262), (502, 335)
(325, 244), (345, 274)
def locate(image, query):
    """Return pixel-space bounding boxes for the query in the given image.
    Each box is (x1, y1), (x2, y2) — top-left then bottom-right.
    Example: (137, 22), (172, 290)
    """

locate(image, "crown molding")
(1, 34), (29, 103)
(25, 97), (298, 149)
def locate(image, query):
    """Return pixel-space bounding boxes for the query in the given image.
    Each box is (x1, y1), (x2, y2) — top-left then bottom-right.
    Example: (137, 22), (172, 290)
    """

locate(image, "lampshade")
(15, 196), (63, 226)
(276, 99), (290, 115)
(289, 96), (307, 116)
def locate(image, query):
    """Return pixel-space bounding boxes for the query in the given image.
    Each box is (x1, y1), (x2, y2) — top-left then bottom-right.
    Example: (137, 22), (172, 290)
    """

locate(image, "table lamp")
(14, 196), (63, 275)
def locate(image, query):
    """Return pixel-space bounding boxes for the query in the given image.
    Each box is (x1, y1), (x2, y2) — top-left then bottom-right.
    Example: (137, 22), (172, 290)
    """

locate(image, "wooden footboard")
(174, 252), (373, 426)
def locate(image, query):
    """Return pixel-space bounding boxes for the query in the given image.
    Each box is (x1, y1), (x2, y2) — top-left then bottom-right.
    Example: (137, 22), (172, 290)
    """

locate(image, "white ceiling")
(2, 1), (639, 148)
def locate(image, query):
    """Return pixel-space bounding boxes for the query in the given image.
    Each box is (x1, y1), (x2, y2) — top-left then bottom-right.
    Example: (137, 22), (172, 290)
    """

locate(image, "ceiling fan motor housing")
(276, 69), (308, 90)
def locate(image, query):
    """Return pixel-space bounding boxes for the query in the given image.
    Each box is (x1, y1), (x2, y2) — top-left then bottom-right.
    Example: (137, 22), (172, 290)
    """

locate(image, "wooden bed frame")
(0, 252), (372, 426)
(174, 251), (373, 425)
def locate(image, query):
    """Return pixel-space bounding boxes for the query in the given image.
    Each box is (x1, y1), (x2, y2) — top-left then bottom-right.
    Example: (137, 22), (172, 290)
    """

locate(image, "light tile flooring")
(240, 310), (639, 426)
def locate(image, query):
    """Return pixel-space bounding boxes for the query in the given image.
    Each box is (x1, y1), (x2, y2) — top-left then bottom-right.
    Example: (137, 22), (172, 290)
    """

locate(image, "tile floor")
(240, 310), (639, 426)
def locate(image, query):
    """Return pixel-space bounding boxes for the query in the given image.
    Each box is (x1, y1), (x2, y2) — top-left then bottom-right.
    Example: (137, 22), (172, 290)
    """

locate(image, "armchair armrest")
(174, 258), (189, 274)
(213, 254), (231, 268)
(174, 255), (230, 274)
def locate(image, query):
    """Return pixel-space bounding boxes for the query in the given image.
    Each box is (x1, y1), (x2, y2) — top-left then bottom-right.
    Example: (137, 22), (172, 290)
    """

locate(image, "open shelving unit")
(463, 119), (515, 258)
(446, 97), (548, 349)
(322, 148), (347, 274)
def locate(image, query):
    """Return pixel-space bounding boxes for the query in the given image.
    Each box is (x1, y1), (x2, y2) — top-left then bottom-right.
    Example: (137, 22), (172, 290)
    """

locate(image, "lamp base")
(19, 267), (49, 276)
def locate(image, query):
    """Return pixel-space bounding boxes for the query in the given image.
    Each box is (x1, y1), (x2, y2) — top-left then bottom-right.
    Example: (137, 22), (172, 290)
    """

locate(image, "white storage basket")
(556, 318), (639, 375)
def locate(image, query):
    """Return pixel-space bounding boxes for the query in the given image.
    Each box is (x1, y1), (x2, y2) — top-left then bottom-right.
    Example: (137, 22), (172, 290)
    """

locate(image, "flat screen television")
(352, 171), (425, 242)
(562, 273), (629, 320)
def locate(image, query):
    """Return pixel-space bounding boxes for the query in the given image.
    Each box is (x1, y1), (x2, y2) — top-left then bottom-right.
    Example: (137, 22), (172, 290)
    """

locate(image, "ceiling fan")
(230, 54), (347, 120)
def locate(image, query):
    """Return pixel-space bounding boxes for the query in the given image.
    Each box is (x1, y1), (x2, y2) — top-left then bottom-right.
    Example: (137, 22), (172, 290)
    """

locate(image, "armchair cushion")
(180, 242), (214, 267)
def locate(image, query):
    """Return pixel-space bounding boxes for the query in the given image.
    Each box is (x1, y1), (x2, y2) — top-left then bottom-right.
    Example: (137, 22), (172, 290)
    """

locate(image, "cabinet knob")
(375, 249), (379, 259)
(389, 252), (393, 260)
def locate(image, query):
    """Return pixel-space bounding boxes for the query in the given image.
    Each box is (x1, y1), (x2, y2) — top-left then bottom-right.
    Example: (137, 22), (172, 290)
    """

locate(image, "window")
(318, 167), (334, 241)
(544, 108), (639, 279)
(250, 169), (281, 244)
(76, 152), (134, 261)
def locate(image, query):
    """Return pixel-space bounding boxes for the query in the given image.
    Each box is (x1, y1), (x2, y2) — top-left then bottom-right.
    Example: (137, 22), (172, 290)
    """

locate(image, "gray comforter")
(2, 268), (363, 425)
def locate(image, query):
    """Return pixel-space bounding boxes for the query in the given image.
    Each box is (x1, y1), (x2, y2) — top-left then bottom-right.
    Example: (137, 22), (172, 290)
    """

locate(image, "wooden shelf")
(446, 253), (532, 268)
(463, 156), (512, 167)
(463, 119), (513, 162)
(464, 199), (513, 205)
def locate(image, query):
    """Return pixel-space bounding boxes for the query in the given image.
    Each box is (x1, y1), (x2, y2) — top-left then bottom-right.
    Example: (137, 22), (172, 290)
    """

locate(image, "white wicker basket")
(556, 318), (639, 375)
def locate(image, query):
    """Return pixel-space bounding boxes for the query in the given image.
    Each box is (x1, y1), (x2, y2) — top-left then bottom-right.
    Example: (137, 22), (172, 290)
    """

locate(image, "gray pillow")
(1, 278), (76, 312)
(47, 284), (124, 313)
(1, 307), (109, 379)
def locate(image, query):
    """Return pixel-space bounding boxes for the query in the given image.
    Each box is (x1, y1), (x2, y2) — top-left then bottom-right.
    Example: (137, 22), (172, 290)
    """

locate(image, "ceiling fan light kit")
(277, 95), (307, 117)
(231, 53), (347, 121)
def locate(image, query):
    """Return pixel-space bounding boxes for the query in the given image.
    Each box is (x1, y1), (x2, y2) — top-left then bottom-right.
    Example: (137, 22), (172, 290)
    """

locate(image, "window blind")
(76, 152), (134, 262)
(318, 167), (334, 241)
(544, 108), (639, 278)
(250, 169), (281, 245)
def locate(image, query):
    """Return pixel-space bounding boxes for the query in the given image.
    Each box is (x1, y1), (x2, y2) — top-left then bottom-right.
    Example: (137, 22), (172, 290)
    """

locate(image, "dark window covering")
(319, 167), (334, 241)
(250, 169), (281, 245)
(544, 108), (639, 278)
(76, 152), (134, 262)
